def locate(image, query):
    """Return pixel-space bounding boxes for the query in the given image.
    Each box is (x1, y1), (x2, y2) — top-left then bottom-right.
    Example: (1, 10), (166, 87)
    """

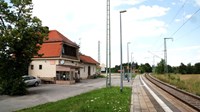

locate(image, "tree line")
(110, 59), (200, 74)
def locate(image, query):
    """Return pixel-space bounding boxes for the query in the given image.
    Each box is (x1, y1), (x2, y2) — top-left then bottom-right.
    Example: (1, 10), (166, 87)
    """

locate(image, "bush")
(0, 78), (27, 96)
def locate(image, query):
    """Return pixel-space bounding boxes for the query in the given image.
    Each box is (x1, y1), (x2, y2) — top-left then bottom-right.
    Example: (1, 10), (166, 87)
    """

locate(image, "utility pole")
(120, 10), (126, 92)
(127, 42), (130, 82)
(148, 51), (162, 66)
(164, 38), (173, 74)
(131, 52), (133, 83)
(98, 41), (100, 64)
(98, 41), (101, 75)
(106, 0), (111, 87)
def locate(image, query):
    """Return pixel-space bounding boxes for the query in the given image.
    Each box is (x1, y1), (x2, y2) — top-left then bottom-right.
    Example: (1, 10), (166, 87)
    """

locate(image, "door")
(88, 66), (91, 77)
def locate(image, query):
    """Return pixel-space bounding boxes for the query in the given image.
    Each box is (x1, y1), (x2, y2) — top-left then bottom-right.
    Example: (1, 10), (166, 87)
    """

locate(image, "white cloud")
(169, 45), (200, 52)
(175, 19), (181, 22)
(32, 0), (170, 67)
(125, 5), (170, 20)
(172, 2), (176, 5)
(168, 45), (200, 66)
(112, 0), (146, 7)
(195, 0), (200, 6)
(185, 14), (192, 19)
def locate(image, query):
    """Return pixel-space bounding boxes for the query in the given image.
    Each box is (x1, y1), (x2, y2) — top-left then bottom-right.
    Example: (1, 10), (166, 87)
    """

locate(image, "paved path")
(0, 75), (131, 112)
(130, 75), (162, 112)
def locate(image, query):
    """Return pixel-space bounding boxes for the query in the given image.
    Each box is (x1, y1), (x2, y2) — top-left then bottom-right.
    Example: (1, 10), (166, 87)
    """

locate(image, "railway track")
(145, 74), (200, 111)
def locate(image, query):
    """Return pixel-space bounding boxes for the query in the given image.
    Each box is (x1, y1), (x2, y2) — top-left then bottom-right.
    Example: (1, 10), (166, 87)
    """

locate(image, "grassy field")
(153, 74), (200, 96)
(18, 87), (132, 112)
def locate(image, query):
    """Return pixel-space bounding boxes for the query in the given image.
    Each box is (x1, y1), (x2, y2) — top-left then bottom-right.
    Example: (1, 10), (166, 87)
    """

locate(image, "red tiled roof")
(80, 55), (99, 65)
(36, 42), (62, 58)
(46, 30), (78, 47)
(35, 30), (79, 58)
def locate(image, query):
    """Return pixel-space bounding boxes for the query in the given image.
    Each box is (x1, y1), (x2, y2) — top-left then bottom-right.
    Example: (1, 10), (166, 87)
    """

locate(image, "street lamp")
(127, 42), (131, 82)
(131, 52), (133, 82)
(120, 10), (126, 92)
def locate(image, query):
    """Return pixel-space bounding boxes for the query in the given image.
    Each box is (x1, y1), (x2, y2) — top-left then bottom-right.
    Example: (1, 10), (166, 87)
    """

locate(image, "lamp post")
(120, 10), (126, 92)
(131, 52), (133, 82)
(127, 42), (131, 82)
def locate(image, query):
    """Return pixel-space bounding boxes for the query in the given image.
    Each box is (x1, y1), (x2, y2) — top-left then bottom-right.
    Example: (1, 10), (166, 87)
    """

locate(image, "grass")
(17, 87), (132, 112)
(132, 74), (137, 78)
(153, 74), (200, 96)
(96, 75), (106, 78)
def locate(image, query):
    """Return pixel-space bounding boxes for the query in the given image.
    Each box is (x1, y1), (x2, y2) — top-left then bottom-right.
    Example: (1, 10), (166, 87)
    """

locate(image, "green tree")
(194, 63), (200, 74)
(155, 59), (165, 74)
(0, 0), (49, 95)
(186, 63), (194, 74)
(138, 63), (152, 73)
(179, 63), (187, 74)
(167, 65), (173, 73)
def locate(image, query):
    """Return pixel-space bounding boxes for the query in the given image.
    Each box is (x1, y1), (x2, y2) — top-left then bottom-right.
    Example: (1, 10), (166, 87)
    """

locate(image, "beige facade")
(29, 58), (81, 84)
(29, 58), (98, 81)
(29, 60), (57, 78)
(79, 63), (97, 79)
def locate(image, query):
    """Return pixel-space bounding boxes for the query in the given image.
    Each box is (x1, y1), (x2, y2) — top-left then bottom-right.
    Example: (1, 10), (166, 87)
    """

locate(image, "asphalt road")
(0, 74), (131, 112)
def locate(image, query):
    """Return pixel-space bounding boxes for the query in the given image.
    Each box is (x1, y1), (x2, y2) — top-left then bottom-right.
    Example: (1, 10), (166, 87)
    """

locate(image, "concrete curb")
(130, 78), (135, 112)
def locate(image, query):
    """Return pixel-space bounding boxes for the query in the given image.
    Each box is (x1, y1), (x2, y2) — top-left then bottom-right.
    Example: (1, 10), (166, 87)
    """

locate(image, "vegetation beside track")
(153, 74), (200, 96)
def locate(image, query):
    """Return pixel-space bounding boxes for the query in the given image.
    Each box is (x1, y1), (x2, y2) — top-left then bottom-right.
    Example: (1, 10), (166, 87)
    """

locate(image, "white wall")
(29, 60), (57, 78)
(80, 63), (97, 79)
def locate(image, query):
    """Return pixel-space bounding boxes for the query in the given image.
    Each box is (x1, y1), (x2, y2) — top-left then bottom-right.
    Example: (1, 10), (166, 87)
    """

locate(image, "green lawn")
(18, 87), (132, 112)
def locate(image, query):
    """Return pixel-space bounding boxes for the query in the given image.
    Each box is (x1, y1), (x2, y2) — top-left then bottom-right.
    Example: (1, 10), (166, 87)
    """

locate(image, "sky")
(32, 0), (200, 67)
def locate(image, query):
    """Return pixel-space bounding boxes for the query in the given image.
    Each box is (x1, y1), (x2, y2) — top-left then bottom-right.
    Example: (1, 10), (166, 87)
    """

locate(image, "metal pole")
(106, 0), (110, 87)
(164, 38), (167, 74)
(131, 52), (133, 83)
(108, 0), (111, 87)
(98, 41), (101, 75)
(164, 38), (173, 74)
(120, 10), (126, 92)
(127, 42), (130, 82)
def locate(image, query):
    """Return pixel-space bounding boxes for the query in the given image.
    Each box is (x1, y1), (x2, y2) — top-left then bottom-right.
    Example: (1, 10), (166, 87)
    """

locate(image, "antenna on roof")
(79, 37), (81, 52)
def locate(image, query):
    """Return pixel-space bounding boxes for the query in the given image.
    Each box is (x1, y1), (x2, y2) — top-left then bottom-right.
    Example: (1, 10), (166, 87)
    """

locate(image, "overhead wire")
(169, 7), (200, 38)
(176, 23), (200, 41)
(151, 0), (188, 51)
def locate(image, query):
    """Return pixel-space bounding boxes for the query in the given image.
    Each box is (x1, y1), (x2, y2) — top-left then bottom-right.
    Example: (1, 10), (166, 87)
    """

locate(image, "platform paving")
(130, 75), (162, 112)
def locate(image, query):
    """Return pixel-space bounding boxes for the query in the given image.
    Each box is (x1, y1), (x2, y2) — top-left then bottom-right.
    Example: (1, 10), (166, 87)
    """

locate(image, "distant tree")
(144, 63), (152, 73)
(172, 66), (179, 74)
(138, 64), (145, 73)
(111, 65), (120, 73)
(134, 62), (139, 69)
(179, 63), (187, 74)
(138, 63), (152, 73)
(0, 0), (49, 95)
(186, 63), (194, 74)
(194, 63), (200, 74)
(167, 65), (173, 73)
(155, 59), (165, 74)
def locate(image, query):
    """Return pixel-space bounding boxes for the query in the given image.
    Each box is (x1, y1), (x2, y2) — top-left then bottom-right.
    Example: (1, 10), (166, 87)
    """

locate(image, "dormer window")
(62, 44), (76, 57)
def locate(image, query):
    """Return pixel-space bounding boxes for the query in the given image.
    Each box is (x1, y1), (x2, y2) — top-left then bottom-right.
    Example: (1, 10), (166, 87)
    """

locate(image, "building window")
(31, 65), (34, 70)
(62, 44), (76, 57)
(39, 65), (42, 70)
